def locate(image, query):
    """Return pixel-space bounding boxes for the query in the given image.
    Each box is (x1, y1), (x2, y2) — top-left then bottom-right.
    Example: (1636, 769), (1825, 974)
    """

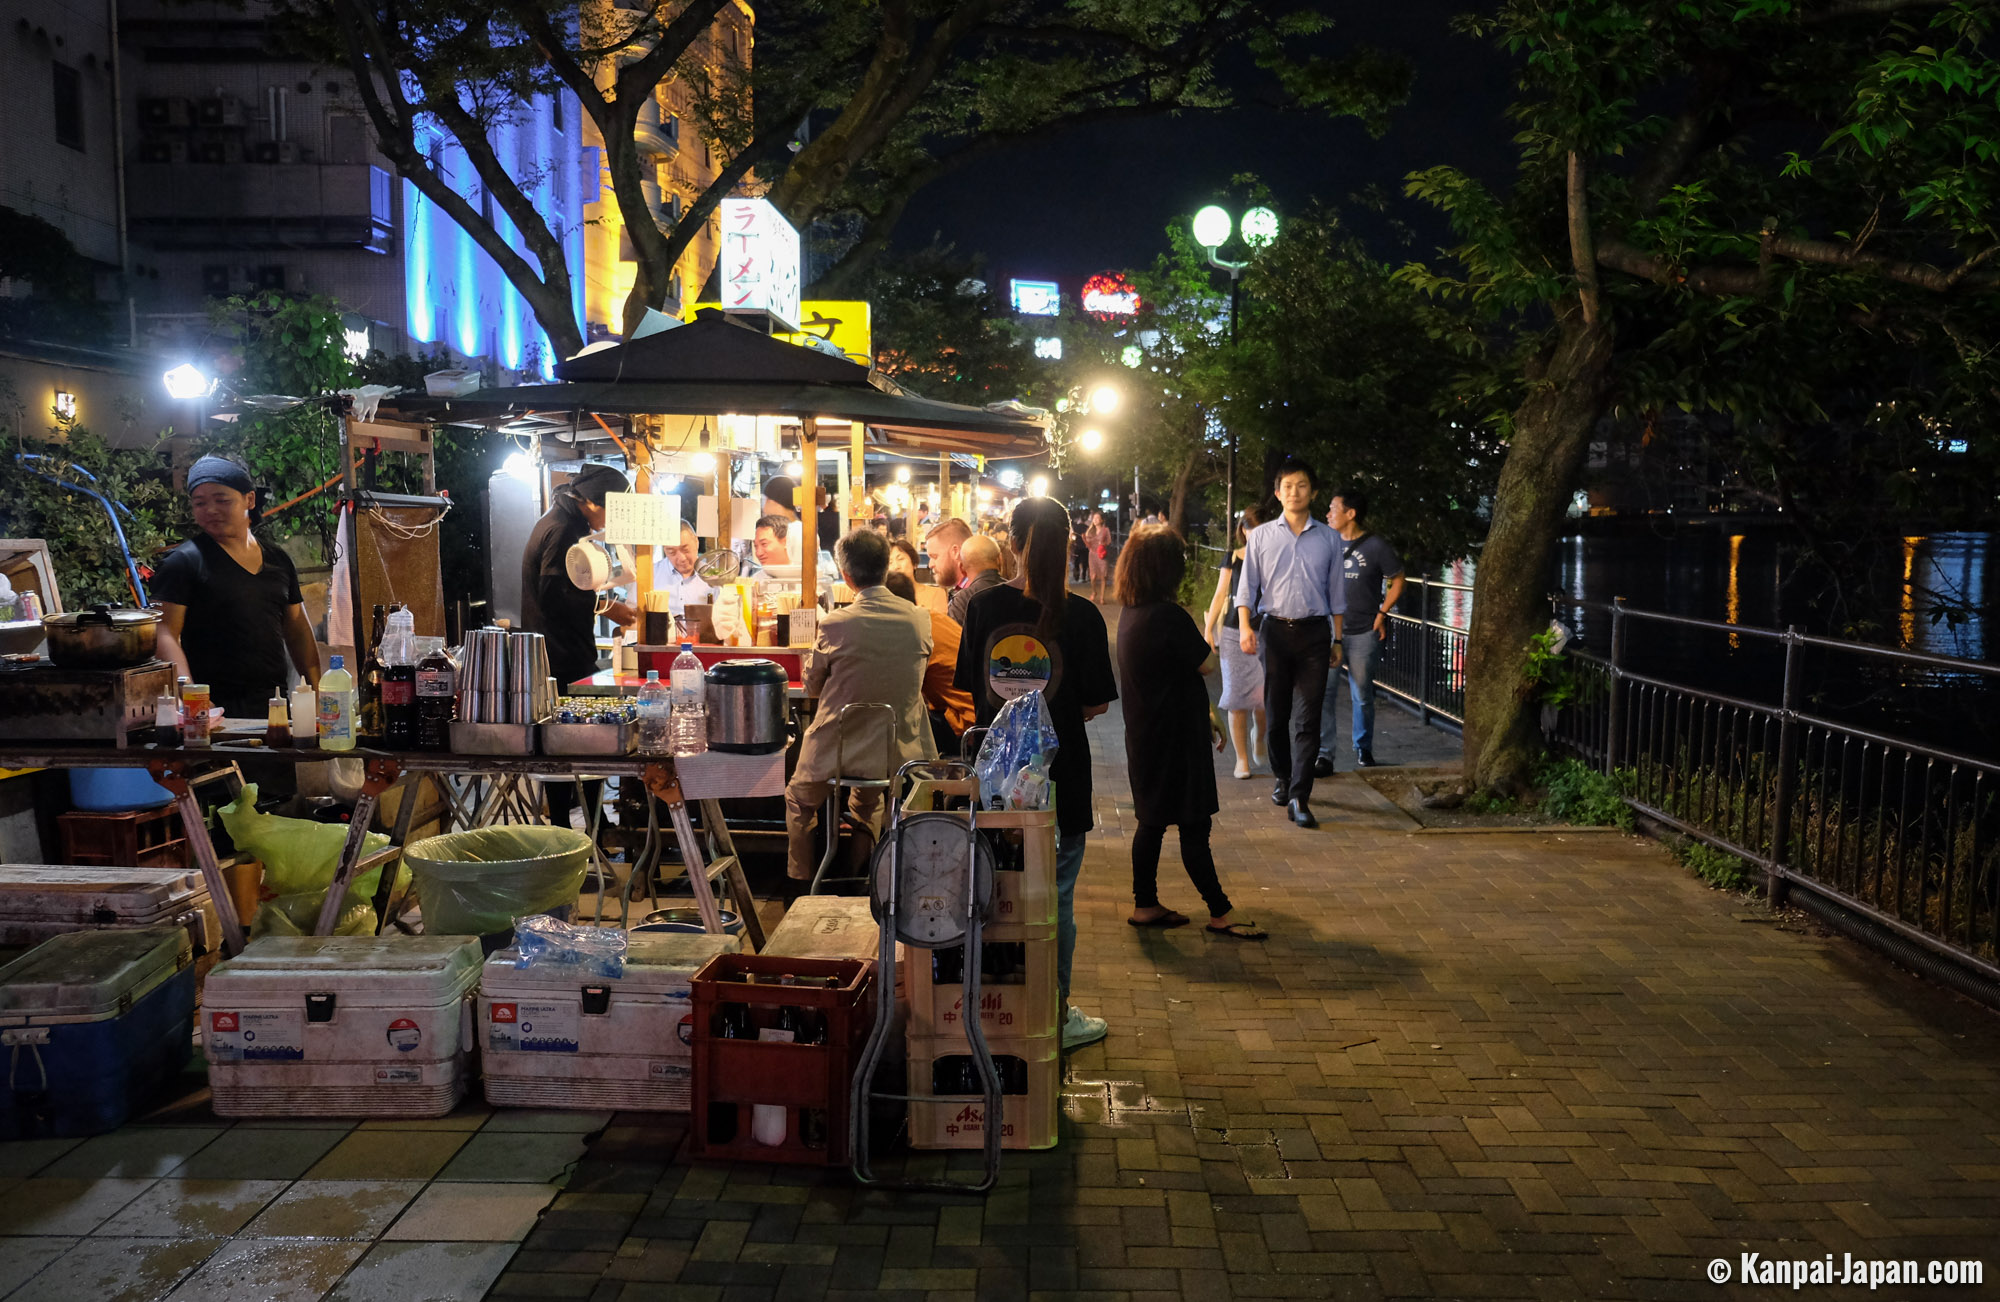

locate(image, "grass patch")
(1534, 757), (1635, 830)
(1678, 840), (1753, 891)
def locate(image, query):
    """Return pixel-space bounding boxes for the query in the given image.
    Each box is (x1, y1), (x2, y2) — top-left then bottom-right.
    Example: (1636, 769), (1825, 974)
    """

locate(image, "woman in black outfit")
(1114, 525), (1265, 938)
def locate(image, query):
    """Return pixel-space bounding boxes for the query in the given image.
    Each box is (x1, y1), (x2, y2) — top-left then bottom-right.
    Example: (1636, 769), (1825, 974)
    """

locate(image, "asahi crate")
(905, 1030), (1059, 1151)
(903, 924), (1057, 1040)
(898, 789), (1056, 936)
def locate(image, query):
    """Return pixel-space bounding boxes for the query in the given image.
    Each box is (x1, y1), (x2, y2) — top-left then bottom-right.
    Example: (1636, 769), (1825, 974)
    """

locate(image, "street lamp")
(162, 364), (214, 401)
(1191, 204), (1280, 530)
(1087, 384), (1120, 414)
(1030, 474), (1049, 497)
(1079, 428), (1103, 453)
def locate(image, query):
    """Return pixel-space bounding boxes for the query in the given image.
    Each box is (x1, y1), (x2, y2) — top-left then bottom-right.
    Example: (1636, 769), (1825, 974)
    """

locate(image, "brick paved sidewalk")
(492, 697), (2000, 1302)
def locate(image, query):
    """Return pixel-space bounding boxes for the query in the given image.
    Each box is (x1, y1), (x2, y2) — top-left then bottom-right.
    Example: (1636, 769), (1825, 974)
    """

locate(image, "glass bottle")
(357, 604), (388, 745)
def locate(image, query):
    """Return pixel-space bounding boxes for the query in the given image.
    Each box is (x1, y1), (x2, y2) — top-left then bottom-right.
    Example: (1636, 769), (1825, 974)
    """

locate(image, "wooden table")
(0, 743), (784, 957)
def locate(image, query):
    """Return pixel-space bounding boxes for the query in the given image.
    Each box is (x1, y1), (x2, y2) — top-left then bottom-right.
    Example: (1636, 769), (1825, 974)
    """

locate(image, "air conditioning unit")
(253, 264), (289, 291)
(201, 265), (232, 297)
(250, 141), (300, 164)
(194, 139), (232, 164)
(137, 139), (188, 164)
(195, 96), (244, 128)
(139, 97), (192, 128)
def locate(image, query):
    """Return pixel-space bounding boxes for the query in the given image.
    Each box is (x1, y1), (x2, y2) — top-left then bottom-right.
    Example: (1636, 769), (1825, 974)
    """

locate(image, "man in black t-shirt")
(154, 456), (320, 720)
(1317, 488), (1406, 771)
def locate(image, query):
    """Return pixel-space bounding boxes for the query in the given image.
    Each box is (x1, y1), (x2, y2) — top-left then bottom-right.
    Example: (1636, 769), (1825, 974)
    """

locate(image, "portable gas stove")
(0, 657), (175, 746)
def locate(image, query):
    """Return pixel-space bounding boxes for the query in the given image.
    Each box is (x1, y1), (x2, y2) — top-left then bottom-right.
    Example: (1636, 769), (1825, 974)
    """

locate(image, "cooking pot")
(704, 658), (789, 754)
(41, 605), (161, 669)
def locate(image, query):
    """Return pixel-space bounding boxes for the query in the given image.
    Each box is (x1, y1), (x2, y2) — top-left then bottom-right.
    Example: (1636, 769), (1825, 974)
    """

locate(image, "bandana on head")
(186, 456), (254, 494)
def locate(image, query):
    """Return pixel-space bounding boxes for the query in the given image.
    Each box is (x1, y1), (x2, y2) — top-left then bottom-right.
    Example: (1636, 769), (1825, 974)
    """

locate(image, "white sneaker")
(1061, 1005), (1107, 1050)
(1233, 760), (1251, 780)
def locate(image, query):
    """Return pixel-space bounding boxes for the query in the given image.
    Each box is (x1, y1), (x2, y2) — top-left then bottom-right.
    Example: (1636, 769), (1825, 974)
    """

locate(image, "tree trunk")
(1166, 448), (1200, 537)
(1461, 308), (1615, 792)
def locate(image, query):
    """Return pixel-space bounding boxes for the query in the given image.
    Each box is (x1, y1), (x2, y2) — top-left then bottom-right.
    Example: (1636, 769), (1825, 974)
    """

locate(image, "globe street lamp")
(1079, 428), (1104, 453)
(1087, 384), (1120, 414)
(1192, 204), (1279, 528)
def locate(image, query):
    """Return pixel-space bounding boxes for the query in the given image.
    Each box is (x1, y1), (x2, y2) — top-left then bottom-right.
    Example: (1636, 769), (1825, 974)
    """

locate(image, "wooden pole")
(718, 451), (735, 555)
(800, 425), (819, 610)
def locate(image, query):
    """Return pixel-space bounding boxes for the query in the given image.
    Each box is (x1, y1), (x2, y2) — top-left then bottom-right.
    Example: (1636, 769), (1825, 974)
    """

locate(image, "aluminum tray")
(539, 719), (635, 756)
(448, 719), (541, 756)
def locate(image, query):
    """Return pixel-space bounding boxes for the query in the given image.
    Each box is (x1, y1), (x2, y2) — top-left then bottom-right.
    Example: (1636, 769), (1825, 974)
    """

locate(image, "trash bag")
(972, 689), (1059, 810)
(217, 785), (402, 939)
(401, 826), (592, 936)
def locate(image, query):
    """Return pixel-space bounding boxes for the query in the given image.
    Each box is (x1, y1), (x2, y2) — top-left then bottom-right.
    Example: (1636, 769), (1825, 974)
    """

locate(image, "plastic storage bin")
(402, 827), (592, 936)
(0, 864), (218, 958)
(0, 927), (196, 1138)
(204, 935), (483, 1118)
(479, 931), (738, 1112)
(905, 1030), (1059, 1151)
(68, 767), (175, 811)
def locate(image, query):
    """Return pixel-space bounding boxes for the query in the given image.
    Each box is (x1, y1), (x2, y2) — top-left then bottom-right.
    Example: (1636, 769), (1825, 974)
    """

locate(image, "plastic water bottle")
(318, 655), (356, 752)
(669, 643), (707, 757)
(637, 670), (671, 756)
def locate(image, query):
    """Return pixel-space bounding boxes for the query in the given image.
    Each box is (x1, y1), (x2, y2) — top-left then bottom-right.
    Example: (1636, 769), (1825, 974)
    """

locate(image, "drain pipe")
(1789, 888), (2000, 1013)
(108, 0), (132, 347)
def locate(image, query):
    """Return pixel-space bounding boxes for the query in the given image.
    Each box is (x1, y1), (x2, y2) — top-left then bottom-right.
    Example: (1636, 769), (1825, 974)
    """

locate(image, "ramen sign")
(718, 198), (801, 331)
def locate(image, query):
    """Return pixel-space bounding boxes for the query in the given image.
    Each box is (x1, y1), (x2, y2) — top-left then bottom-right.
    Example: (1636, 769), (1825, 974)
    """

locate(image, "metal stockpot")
(704, 658), (789, 754)
(41, 605), (161, 669)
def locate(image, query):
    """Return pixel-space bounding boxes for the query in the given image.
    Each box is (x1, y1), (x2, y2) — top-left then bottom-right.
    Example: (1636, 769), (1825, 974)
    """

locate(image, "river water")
(1418, 527), (1996, 756)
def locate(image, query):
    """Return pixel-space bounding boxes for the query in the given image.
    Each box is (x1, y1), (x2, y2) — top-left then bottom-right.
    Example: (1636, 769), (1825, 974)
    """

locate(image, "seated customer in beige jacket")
(785, 530), (937, 882)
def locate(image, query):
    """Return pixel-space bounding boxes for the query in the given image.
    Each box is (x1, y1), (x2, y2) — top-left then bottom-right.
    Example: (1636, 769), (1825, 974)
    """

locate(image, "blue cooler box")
(0, 927), (196, 1138)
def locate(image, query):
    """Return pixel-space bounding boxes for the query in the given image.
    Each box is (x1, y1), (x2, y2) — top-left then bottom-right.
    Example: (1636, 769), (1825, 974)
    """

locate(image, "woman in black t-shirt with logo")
(955, 496), (1117, 1051)
(153, 456), (321, 720)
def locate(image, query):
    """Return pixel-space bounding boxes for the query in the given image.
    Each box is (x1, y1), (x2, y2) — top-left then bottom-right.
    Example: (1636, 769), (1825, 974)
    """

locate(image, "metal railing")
(1547, 598), (2000, 980)
(1375, 576), (1475, 729)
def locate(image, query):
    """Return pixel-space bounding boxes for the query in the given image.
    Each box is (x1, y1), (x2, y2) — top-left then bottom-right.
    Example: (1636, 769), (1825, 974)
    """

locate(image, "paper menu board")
(603, 492), (681, 546)
(695, 495), (718, 537)
(731, 498), (760, 538)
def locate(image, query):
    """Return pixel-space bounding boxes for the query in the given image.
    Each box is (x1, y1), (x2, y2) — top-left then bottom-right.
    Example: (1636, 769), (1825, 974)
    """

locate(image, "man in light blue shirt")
(1236, 457), (1345, 827)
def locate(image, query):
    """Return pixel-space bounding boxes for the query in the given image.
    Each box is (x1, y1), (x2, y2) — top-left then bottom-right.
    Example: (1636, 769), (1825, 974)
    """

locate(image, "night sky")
(895, 1), (1518, 289)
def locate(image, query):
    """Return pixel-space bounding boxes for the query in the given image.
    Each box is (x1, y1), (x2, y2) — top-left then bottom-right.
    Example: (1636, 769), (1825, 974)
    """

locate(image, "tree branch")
(1595, 233), (1998, 297)
(1567, 152), (1602, 326)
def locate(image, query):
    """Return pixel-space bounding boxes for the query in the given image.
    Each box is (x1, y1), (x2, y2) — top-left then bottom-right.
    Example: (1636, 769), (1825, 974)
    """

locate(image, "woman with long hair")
(1115, 526), (1265, 938)
(1083, 510), (1113, 602)
(1202, 505), (1268, 778)
(955, 497), (1119, 1049)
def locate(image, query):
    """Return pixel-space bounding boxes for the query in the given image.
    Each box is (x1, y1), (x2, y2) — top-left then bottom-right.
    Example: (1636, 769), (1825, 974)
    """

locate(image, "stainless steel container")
(704, 658), (789, 754)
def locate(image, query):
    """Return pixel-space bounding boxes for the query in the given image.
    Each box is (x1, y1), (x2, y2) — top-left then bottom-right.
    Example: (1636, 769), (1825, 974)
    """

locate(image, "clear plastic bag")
(972, 689), (1060, 810)
(513, 913), (627, 979)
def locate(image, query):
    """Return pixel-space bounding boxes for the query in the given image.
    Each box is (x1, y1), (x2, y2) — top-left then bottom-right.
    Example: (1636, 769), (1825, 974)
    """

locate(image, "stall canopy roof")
(426, 311), (1047, 457)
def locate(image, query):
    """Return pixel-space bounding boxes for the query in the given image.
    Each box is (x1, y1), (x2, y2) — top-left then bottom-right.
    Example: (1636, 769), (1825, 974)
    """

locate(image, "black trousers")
(545, 777), (604, 834)
(1260, 615), (1332, 802)
(1132, 817), (1232, 917)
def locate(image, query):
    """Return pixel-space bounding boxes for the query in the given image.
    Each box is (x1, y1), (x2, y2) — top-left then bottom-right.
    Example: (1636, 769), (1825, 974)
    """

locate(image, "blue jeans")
(1319, 628), (1382, 760)
(1055, 829), (1087, 1004)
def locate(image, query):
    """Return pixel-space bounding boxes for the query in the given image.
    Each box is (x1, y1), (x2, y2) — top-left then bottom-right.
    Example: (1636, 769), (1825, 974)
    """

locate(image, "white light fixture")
(1241, 206), (1280, 247)
(1121, 345), (1143, 368)
(690, 451), (717, 472)
(895, 465), (912, 483)
(1100, 489), (1111, 498)
(504, 452), (539, 481)
(784, 461), (804, 477)
(342, 326), (370, 361)
(1191, 205), (1232, 249)
(1088, 384), (1120, 414)
(1030, 475), (1049, 497)
(53, 391), (77, 420)
(1078, 428), (1103, 452)
(998, 468), (1024, 489)
(162, 364), (214, 401)
(1033, 336), (1062, 360)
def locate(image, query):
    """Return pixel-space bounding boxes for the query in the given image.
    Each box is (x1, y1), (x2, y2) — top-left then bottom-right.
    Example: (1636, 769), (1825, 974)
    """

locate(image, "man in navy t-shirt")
(1317, 488), (1405, 771)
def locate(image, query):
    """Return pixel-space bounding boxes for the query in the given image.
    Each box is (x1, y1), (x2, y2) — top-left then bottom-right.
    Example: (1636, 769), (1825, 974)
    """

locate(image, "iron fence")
(1375, 576), (1475, 728)
(1547, 600), (2000, 980)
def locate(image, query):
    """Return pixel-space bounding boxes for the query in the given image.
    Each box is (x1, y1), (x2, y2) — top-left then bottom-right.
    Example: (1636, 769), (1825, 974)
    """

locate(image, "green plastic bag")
(218, 784), (405, 940)
(401, 826), (592, 935)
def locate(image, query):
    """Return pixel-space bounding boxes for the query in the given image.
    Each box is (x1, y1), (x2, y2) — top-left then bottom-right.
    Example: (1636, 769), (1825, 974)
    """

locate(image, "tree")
(1235, 209), (1498, 571)
(864, 242), (1037, 406)
(286, 0), (1408, 353)
(1398, 0), (2000, 792)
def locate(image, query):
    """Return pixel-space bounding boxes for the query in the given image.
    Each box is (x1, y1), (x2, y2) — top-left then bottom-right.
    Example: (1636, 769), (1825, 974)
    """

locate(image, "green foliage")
(1464, 788), (1520, 815)
(1534, 757), (1634, 830)
(1523, 626), (1582, 709)
(1679, 841), (1752, 892)
(863, 244), (1033, 407)
(0, 428), (185, 607)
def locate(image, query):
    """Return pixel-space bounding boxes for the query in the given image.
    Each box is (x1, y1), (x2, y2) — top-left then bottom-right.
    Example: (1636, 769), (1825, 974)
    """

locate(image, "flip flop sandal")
(1205, 921), (1268, 940)
(1128, 910), (1191, 928)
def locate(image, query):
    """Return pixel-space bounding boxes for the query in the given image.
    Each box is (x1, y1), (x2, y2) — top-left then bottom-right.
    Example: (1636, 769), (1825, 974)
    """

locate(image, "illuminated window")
(53, 391), (77, 420)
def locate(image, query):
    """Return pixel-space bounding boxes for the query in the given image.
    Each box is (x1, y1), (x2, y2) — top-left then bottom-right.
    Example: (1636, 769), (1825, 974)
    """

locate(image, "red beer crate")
(688, 953), (874, 1166)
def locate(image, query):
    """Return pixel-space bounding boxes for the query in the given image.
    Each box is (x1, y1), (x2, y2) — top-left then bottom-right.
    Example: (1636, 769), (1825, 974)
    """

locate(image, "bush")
(1536, 757), (1634, 829)
(1679, 841), (1753, 891)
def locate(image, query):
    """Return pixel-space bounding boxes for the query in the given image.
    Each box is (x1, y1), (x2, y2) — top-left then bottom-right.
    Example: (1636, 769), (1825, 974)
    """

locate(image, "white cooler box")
(203, 935), (482, 1118)
(0, 865), (218, 958)
(479, 932), (737, 1113)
